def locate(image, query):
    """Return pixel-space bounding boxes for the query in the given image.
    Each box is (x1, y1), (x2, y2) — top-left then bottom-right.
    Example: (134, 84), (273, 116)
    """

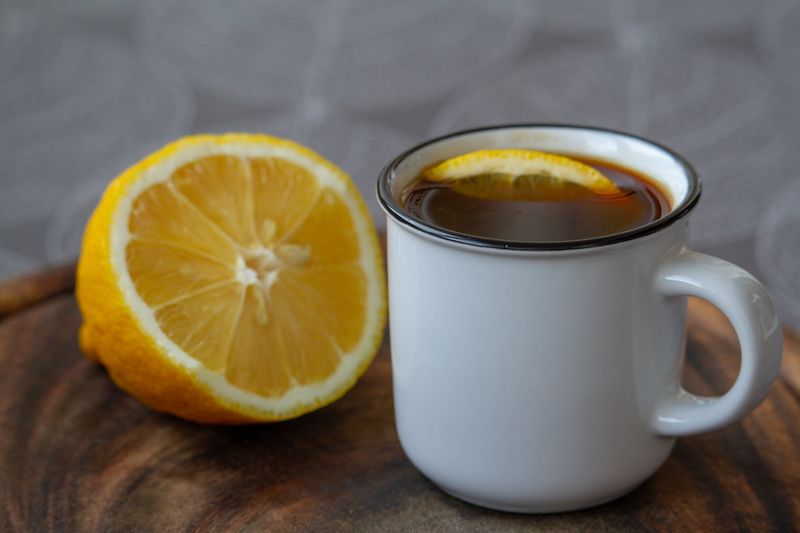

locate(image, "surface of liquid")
(402, 157), (671, 243)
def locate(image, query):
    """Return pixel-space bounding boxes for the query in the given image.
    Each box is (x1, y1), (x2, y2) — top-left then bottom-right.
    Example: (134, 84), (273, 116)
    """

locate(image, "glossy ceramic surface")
(378, 125), (783, 513)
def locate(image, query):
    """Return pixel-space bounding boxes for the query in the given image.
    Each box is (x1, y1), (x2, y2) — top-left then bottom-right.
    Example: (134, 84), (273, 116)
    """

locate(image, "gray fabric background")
(1, 0), (798, 329)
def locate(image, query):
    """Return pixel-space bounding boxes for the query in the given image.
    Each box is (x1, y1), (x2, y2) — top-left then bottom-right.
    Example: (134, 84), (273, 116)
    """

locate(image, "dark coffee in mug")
(402, 156), (671, 242)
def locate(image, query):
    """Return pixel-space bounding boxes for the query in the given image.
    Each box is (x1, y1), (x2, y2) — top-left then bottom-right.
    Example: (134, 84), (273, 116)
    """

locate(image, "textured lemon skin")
(76, 134), (387, 424)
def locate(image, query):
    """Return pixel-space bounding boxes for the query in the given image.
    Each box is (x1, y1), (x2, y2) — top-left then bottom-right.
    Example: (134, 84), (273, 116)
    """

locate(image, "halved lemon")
(76, 134), (386, 423)
(422, 149), (619, 200)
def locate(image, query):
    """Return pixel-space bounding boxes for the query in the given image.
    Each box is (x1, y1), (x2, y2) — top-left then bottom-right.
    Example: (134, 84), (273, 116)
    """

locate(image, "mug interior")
(377, 124), (701, 251)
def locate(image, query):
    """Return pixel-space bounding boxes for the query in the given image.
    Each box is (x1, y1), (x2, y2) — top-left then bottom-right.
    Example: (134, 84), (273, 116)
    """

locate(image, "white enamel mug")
(376, 125), (783, 513)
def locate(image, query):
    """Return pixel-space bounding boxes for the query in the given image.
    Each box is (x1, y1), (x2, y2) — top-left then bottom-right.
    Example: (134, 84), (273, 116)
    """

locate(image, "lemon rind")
(102, 134), (385, 420)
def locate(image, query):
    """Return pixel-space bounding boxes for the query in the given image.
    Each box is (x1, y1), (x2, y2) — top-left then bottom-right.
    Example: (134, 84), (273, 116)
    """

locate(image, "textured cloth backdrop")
(0, 0), (798, 329)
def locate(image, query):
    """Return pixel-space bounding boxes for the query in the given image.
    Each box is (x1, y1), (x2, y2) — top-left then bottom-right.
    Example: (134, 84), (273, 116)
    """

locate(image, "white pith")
(109, 138), (384, 416)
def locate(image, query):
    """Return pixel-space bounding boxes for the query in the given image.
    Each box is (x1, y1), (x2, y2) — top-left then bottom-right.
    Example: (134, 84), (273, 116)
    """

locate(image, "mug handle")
(652, 247), (783, 437)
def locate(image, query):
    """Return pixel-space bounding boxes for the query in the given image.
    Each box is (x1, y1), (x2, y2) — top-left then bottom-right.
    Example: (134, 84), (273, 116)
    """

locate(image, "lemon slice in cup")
(422, 149), (619, 201)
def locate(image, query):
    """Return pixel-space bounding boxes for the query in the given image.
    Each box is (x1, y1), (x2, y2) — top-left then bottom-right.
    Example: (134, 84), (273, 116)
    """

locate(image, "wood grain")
(0, 263), (76, 318)
(0, 279), (797, 531)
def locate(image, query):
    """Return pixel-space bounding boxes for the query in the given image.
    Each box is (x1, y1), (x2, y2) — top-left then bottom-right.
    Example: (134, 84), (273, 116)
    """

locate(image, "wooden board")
(0, 266), (798, 531)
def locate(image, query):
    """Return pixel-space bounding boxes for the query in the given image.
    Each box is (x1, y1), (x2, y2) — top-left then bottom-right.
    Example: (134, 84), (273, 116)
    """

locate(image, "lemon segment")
(76, 133), (386, 423)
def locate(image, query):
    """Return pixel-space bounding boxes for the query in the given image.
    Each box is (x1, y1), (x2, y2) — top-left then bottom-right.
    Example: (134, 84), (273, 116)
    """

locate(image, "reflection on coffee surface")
(403, 152), (671, 243)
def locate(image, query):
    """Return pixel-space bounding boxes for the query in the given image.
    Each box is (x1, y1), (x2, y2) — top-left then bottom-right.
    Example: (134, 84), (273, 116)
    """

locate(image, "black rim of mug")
(376, 123), (702, 251)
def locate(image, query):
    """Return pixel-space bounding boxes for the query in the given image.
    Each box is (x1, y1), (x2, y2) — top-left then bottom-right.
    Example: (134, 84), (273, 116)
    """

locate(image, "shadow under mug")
(376, 124), (783, 513)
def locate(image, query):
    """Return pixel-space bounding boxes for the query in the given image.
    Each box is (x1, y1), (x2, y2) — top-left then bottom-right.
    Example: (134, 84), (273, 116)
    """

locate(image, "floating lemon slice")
(77, 134), (386, 423)
(422, 149), (619, 201)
